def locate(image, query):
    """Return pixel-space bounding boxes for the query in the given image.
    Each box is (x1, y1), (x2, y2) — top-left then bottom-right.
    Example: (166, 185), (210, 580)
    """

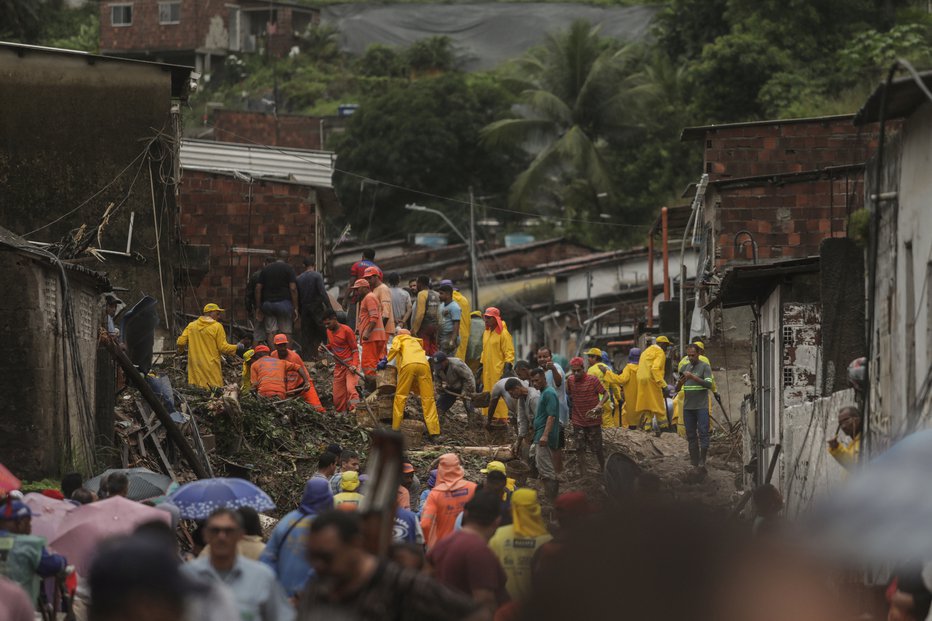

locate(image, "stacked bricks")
(179, 170), (316, 323)
(701, 117), (879, 181)
(211, 110), (325, 150)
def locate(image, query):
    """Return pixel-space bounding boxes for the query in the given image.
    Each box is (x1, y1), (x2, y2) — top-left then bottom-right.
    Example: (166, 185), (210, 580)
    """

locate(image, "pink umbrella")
(23, 493), (76, 542)
(49, 496), (170, 573)
(0, 462), (20, 494)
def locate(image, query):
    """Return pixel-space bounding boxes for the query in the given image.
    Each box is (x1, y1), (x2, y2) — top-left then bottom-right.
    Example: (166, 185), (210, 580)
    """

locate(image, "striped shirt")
(566, 372), (605, 427)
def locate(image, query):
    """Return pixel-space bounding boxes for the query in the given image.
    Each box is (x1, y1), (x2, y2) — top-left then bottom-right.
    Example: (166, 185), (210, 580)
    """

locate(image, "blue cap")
(1, 500), (32, 520)
(628, 348), (642, 364)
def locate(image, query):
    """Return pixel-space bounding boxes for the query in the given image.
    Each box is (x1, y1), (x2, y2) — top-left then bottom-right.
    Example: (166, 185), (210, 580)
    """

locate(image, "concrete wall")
(868, 102), (932, 453)
(0, 47), (182, 330)
(0, 250), (103, 479)
(780, 388), (853, 517)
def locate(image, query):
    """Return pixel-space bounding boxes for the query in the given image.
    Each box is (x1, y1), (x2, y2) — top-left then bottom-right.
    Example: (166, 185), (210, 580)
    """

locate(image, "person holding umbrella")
(0, 499), (68, 603)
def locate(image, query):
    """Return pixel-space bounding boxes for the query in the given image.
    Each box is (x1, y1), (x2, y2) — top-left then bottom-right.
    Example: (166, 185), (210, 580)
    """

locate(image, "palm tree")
(481, 20), (641, 212)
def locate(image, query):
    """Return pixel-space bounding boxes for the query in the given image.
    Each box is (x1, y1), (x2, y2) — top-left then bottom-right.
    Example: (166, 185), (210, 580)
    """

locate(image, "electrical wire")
(198, 120), (653, 230)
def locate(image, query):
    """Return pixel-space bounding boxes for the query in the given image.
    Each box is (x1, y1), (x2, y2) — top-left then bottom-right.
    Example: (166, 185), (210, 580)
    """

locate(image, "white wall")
(560, 248), (700, 304)
(870, 102), (932, 450)
(780, 389), (853, 517)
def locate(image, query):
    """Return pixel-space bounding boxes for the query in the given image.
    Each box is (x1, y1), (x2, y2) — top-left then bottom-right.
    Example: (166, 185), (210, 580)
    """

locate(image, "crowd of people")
(0, 446), (601, 621)
(175, 246), (737, 489)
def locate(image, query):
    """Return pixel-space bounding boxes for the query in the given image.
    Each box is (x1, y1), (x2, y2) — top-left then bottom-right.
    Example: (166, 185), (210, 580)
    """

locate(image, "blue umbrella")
(169, 478), (275, 520)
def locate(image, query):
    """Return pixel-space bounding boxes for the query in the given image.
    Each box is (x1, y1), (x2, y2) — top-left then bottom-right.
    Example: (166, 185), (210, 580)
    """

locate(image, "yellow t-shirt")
(488, 524), (553, 600)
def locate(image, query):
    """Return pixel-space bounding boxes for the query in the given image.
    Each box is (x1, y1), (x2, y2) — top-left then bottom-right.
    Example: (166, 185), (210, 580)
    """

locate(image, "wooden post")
(98, 330), (210, 479)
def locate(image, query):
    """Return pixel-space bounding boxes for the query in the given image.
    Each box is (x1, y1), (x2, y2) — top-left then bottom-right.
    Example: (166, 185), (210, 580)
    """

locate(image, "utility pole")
(586, 271), (593, 322)
(469, 187), (479, 310)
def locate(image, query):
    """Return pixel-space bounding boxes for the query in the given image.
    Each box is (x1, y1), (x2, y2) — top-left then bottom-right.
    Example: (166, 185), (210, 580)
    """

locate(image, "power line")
(202, 120), (653, 230)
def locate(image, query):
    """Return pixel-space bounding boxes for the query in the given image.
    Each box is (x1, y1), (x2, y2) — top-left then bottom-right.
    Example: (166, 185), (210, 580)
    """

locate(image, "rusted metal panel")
(783, 302), (821, 406)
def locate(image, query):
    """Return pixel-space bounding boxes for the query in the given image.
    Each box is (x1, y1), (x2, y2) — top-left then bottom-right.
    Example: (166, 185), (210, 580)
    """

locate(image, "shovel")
(442, 388), (491, 408)
(320, 344), (381, 429)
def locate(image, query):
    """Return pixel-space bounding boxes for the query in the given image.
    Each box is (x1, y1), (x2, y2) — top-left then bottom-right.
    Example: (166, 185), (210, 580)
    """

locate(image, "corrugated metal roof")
(180, 139), (335, 189)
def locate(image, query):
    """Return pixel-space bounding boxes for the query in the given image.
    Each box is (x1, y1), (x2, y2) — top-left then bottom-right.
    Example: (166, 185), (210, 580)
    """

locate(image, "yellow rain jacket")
(489, 489), (552, 600)
(672, 355), (716, 437)
(829, 433), (861, 471)
(240, 349), (255, 392)
(176, 316), (238, 389)
(388, 334), (440, 435)
(588, 363), (621, 428)
(480, 322), (515, 423)
(452, 290), (471, 360)
(618, 363), (640, 427)
(635, 344), (667, 425)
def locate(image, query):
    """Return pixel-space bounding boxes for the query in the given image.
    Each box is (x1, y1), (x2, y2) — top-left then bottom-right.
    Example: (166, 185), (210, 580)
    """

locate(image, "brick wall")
(714, 173), (865, 265)
(211, 109), (325, 150)
(100, 0), (224, 53)
(179, 170), (317, 322)
(702, 117), (879, 180)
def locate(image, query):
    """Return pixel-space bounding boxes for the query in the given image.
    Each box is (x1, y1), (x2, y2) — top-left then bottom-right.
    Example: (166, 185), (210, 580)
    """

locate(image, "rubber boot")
(688, 441), (700, 468)
(699, 447), (708, 469)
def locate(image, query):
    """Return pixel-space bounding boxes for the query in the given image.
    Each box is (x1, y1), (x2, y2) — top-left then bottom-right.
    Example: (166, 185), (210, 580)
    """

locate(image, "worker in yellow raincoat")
(386, 329), (442, 441)
(451, 287), (472, 361)
(617, 348), (641, 428)
(672, 341), (716, 437)
(176, 303), (245, 389)
(585, 348), (620, 428)
(636, 335), (670, 433)
(240, 348), (255, 392)
(480, 307), (515, 425)
(828, 406), (861, 471)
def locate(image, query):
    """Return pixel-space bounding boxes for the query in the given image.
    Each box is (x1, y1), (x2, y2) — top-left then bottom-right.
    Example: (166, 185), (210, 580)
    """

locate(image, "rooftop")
(681, 114), (856, 141)
(855, 70), (932, 125)
(0, 42), (193, 101)
(180, 139), (335, 189)
(705, 256), (820, 309)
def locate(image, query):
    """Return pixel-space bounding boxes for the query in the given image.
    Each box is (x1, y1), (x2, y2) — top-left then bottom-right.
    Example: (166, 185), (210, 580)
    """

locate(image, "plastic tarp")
(321, 3), (659, 71)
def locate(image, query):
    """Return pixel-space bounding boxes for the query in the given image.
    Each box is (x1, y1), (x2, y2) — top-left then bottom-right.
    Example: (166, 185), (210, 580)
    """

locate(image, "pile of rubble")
(109, 349), (743, 516)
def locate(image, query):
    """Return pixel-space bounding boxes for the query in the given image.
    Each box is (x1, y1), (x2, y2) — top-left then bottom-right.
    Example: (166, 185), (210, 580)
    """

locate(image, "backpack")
(421, 290), (441, 326)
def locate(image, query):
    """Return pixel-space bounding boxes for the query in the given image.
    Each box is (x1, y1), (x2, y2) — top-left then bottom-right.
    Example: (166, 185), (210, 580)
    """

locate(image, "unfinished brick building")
(680, 114), (881, 269)
(178, 139), (337, 324)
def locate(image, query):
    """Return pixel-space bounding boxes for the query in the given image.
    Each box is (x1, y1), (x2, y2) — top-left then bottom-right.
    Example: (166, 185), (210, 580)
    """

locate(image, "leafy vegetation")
(17, 0), (932, 247)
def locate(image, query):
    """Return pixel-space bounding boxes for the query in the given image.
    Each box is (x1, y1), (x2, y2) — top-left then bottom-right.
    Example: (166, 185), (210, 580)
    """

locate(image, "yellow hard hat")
(586, 348), (602, 357)
(693, 341), (705, 351)
(480, 460), (506, 474)
(656, 335), (671, 345)
(203, 302), (225, 313)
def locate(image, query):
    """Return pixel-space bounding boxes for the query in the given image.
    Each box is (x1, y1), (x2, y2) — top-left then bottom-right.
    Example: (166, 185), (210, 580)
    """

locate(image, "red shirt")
(426, 529), (509, 605)
(357, 292), (386, 343)
(327, 323), (359, 364)
(566, 372), (605, 427)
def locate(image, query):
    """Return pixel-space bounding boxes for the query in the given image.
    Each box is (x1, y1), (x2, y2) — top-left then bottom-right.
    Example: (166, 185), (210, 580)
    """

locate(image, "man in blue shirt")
(436, 285), (462, 356)
(183, 508), (294, 621)
(260, 477), (333, 598)
(530, 368), (561, 502)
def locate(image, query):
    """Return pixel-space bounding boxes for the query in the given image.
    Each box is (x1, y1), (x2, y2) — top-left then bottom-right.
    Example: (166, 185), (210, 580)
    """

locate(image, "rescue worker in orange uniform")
(271, 333), (324, 412)
(249, 344), (312, 400)
(352, 278), (387, 377)
(322, 309), (360, 414)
